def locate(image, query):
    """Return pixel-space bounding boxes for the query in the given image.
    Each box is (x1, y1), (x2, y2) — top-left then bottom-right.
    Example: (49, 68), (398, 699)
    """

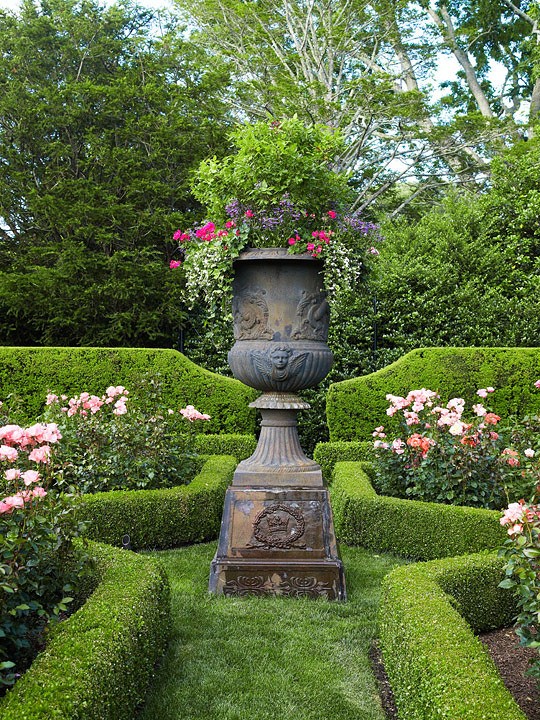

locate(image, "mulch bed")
(480, 627), (539, 720)
(370, 628), (539, 720)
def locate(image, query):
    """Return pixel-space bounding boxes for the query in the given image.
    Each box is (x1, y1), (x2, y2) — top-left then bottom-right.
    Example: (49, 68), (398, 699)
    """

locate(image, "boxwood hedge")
(0, 346), (257, 434)
(327, 347), (540, 441)
(0, 541), (170, 720)
(78, 455), (237, 549)
(330, 461), (506, 559)
(379, 553), (524, 720)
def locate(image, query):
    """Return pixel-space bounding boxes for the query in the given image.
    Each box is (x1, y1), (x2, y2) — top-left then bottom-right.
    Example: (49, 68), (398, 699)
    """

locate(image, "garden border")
(0, 540), (170, 720)
(379, 553), (525, 720)
(329, 461), (506, 559)
(326, 347), (540, 442)
(78, 454), (237, 549)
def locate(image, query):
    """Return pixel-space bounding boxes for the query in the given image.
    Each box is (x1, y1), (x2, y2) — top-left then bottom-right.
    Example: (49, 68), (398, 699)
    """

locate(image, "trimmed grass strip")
(138, 543), (406, 720)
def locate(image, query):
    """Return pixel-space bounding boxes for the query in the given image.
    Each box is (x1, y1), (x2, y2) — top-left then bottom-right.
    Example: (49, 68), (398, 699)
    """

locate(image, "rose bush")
(0, 421), (85, 689)
(42, 376), (211, 495)
(372, 384), (540, 509)
(499, 496), (540, 680)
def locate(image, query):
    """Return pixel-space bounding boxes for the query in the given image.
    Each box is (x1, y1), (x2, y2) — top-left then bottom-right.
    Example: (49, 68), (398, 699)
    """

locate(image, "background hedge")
(0, 541), (170, 720)
(78, 455), (236, 549)
(313, 440), (373, 483)
(0, 347), (257, 434)
(326, 347), (540, 441)
(330, 461), (506, 558)
(379, 553), (524, 720)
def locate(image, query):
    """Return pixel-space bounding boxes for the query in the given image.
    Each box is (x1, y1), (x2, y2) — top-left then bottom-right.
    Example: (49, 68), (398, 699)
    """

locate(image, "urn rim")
(234, 247), (323, 264)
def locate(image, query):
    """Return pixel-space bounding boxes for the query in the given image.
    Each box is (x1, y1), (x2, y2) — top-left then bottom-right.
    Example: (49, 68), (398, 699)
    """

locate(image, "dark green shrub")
(78, 455), (236, 549)
(379, 553), (524, 720)
(330, 462), (506, 558)
(327, 347), (540, 441)
(194, 433), (256, 460)
(313, 440), (373, 483)
(0, 347), (257, 434)
(0, 540), (170, 720)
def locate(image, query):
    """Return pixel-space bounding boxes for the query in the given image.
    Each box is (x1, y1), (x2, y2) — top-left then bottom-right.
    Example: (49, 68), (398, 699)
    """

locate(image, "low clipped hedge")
(195, 433), (256, 461)
(0, 346), (257, 434)
(313, 440), (373, 483)
(327, 347), (540, 441)
(330, 461), (506, 559)
(0, 541), (170, 720)
(78, 455), (237, 549)
(379, 553), (524, 720)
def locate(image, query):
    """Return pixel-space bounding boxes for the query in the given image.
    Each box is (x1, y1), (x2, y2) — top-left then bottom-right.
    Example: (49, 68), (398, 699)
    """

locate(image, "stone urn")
(209, 248), (346, 601)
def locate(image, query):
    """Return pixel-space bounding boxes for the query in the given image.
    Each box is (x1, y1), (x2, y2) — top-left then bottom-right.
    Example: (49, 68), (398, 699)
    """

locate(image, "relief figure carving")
(233, 287), (273, 340)
(293, 291), (330, 341)
(251, 345), (308, 385)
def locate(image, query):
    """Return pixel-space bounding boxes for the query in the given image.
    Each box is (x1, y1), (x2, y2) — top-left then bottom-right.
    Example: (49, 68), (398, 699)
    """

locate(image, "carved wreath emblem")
(252, 503), (306, 549)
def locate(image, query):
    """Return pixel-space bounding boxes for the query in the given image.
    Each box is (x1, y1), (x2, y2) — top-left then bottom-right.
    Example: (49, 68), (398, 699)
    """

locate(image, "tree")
(176, 0), (540, 214)
(0, 0), (231, 346)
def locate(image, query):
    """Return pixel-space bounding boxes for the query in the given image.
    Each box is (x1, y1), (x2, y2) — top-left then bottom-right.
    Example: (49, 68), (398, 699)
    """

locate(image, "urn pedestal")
(209, 249), (346, 601)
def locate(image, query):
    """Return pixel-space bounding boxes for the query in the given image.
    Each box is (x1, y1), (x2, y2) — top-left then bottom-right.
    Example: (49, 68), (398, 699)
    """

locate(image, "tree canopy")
(0, 0), (231, 346)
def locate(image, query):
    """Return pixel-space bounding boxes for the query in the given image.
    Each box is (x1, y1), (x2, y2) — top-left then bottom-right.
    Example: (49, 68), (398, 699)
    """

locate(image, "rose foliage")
(499, 496), (540, 680)
(42, 377), (211, 495)
(372, 384), (540, 510)
(0, 417), (86, 689)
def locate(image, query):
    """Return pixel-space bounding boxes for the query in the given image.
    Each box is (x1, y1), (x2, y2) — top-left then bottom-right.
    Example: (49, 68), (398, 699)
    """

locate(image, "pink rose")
(3, 495), (24, 510)
(22, 470), (40, 486)
(500, 502), (524, 526)
(524, 448), (535, 458)
(0, 445), (18, 462)
(180, 405), (211, 422)
(170, 260), (181, 269)
(535, 380), (540, 389)
(5, 468), (20, 481)
(476, 388), (488, 398)
(28, 446), (51, 464)
(32, 486), (47, 499)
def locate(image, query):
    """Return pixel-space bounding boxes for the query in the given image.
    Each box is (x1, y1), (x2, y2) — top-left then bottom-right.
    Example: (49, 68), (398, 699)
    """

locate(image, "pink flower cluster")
(179, 405), (211, 422)
(0, 422), (57, 515)
(500, 500), (540, 536)
(49, 386), (129, 417)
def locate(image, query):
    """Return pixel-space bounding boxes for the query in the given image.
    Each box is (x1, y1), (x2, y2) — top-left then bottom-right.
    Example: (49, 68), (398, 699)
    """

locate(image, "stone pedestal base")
(209, 486), (346, 601)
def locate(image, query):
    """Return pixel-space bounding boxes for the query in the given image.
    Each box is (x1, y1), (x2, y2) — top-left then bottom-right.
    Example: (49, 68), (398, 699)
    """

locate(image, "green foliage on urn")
(326, 347), (540, 442)
(191, 117), (353, 233)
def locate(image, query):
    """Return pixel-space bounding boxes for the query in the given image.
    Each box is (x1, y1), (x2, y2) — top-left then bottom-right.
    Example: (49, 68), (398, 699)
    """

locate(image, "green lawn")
(137, 543), (406, 720)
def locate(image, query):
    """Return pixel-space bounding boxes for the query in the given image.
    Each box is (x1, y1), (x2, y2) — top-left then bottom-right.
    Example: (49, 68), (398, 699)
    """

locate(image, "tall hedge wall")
(0, 541), (170, 720)
(0, 347), (257, 433)
(326, 347), (540, 441)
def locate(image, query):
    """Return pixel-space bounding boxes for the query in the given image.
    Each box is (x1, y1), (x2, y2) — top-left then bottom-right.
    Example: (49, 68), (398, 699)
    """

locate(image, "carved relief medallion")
(251, 345), (308, 384)
(233, 287), (273, 340)
(252, 503), (306, 549)
(293, 290), (330, 341)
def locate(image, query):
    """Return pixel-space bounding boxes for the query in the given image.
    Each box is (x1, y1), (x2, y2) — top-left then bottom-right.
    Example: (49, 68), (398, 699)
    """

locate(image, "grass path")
(138, 543), (405, 720)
